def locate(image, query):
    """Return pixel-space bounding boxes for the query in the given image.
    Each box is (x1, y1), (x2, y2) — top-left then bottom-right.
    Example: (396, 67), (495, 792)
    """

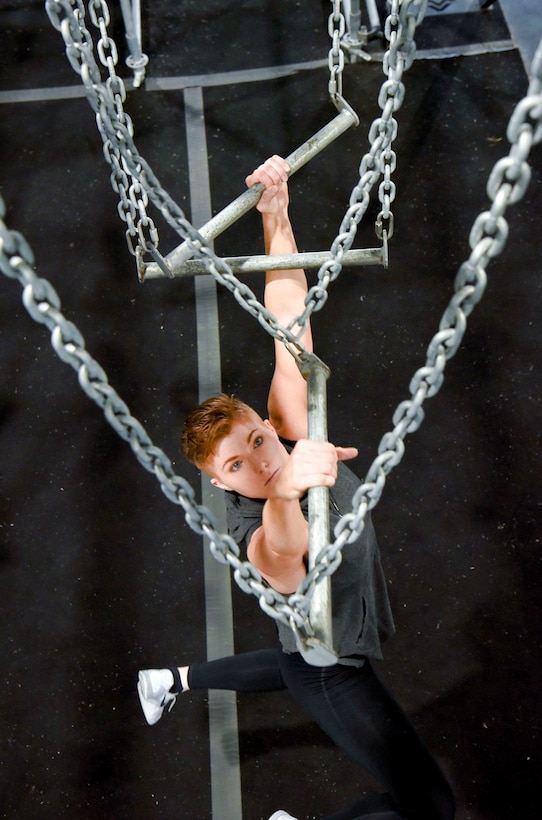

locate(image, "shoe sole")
(137, 673), (162, 725)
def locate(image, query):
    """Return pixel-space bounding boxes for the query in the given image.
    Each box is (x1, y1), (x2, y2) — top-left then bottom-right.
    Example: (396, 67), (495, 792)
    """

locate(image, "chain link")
(295, 0), (428, 331)
(328, 0), (346, 100)
(0, 219), (316, 631)
(330, 40), (542, 557)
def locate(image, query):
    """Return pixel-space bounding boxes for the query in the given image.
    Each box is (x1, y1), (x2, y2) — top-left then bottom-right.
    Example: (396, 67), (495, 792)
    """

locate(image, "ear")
(263, 418), (278, 435)
(210, 477), (232, 491)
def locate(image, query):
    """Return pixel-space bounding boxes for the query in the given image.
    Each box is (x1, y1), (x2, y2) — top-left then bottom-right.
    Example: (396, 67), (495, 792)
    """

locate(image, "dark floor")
(1, 2), (542, 819)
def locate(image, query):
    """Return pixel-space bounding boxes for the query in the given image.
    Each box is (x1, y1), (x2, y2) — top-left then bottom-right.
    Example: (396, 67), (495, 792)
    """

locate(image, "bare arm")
(244, 156), (357, 593)
(245, 155), (312, 441)
(247, 439), (357, 593)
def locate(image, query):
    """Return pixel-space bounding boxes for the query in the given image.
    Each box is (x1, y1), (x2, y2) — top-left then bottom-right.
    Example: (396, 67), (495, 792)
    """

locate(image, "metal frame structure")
(341, 0), (383, 62)
(43, 0), (426, 666)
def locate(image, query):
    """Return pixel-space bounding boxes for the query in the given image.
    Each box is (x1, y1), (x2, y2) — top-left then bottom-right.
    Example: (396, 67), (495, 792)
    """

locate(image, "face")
(205, 413), (288, 499)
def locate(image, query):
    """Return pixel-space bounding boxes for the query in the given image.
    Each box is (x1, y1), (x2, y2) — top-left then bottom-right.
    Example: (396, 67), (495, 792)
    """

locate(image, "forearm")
(261, 209), (311, 337)
(261, 495), (309, 559)
(261, 207), (298, 257)
(246, 155), (311, 439)
(263, 207), (312, 437)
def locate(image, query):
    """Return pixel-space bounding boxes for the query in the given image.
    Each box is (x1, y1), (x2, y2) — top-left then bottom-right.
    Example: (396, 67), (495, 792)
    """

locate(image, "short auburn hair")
(181, 393), (257, 469)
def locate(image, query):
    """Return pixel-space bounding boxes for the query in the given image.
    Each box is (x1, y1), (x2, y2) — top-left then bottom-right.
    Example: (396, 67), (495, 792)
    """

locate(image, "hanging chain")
(328, 0), (346, 102)
(3, 36), (541, 634)
(294, 0), (428, 331)
(38, 0), (542, 622)
(319, 39), (542, 580)
(0, 206), (314, 632)
(46, 0), (313, 361)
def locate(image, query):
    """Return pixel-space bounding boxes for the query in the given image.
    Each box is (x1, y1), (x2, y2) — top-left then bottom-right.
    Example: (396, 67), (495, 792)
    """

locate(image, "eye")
(231, 460), (241, 472)
(253, 436), (263, 448)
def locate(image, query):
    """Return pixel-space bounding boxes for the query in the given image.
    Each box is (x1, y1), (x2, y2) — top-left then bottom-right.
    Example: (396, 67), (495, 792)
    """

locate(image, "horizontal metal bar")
(143, 105), (359, 279)
(142, 247), (386, 280)
(144, 59), (328, 93)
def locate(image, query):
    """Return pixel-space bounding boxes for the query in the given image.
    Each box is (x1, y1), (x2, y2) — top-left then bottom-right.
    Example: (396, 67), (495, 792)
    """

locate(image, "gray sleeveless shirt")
(225, 453), (395, 666)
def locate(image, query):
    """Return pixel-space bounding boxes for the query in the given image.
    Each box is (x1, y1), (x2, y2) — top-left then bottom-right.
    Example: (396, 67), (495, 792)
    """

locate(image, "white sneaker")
(268, 812), (298, 820)
(137, 669), (177, 725)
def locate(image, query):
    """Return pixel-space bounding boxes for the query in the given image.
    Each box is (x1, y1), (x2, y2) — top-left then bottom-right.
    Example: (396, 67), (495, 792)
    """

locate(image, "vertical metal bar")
(118, 0), (141, 59)
(300, 353), (336, 665)
(344, 0), (362, 40)
(118, 0), (148, 86)
(365, 0), (381, 32)
(132, 0), (142, 44)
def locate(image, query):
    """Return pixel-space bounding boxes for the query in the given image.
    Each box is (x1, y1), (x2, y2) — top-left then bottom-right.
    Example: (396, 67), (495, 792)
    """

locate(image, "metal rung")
(142, 246), (387, 280)
(142, 103), (359, 280)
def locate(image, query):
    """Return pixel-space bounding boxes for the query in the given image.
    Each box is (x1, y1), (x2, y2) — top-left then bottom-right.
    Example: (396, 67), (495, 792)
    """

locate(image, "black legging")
(188, 648), (455, 820)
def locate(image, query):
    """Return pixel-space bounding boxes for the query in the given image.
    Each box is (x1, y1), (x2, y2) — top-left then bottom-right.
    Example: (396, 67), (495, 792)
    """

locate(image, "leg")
(188, 648), (286, 692)
(277, 652), (455, 820)
(138, 648), (285, 725)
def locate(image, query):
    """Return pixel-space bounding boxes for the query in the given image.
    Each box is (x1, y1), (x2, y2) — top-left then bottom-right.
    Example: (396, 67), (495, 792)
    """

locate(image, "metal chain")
(46, 0), (313, 360)
(37, 0), (542, 624)
(309, 39), (542, 587)
(3, 32), (541, 627)
(328, 0), (346, 101)
(295, 0), (428, 330)
(0, 209), (315, 631)
(374, 0), (429, 239)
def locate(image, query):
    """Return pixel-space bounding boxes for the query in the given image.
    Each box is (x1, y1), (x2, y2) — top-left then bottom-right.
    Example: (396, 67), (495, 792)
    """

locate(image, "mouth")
(265, 468), (279, 486)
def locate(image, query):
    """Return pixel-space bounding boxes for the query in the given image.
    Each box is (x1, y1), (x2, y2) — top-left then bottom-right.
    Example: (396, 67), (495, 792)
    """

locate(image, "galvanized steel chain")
(358, 0), (428, 235)
(328, 0), (346, 102)
(46, 0), (184, 264)
(296, 0), (428, 330)
(305, 37), (542, 584)
(8, 38), (541, 626)
(0, 200), (314, 631)
(373, 0), (429, 240)
(45, 0), (309, 361)
(38, 0), (542, 624)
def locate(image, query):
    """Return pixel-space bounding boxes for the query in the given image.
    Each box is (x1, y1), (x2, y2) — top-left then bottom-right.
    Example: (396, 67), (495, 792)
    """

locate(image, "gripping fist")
(272, 439), (358, 500)
(245, 155), (290, 214)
